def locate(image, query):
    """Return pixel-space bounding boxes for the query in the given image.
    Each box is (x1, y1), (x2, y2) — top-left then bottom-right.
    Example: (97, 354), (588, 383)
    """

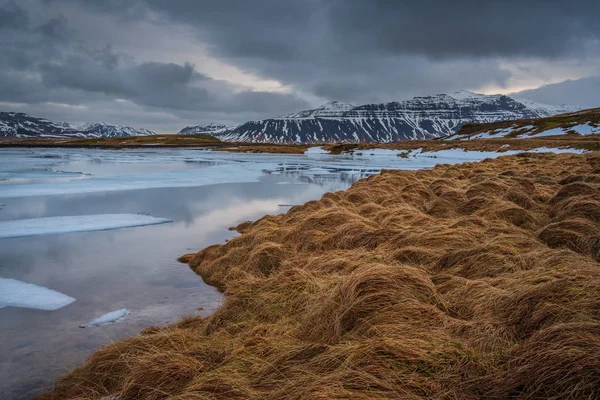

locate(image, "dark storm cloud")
(128, 0), (600, 61)
(0, 1), (27, 29)
(326, 0), (600, 58)
(115, 0), (600, 102)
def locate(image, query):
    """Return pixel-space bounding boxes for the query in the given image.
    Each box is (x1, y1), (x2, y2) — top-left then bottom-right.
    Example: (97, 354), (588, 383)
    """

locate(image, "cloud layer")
(1, 0), (599, 131)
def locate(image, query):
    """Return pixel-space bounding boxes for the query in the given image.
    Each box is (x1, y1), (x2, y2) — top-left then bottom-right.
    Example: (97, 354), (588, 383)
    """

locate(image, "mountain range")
(180, 91), (580, 143)
(1, 90), (582, 142)
(0, 112), (155, 138)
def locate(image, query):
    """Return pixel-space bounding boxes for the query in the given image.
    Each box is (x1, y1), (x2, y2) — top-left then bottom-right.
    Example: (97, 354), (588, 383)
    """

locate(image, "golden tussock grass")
(38, 151), (600, 400)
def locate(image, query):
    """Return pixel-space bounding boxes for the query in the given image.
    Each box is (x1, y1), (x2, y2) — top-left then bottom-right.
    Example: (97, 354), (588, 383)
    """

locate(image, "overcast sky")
(1, 0), (599, 132)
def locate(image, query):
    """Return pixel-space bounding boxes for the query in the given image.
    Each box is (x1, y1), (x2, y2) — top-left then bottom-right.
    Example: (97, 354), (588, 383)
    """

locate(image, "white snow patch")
(0, 277), (75, 310)
(467, 127), (515, 139)
(522, 127), (565, 138)
(0, 214), (172, 239)
(79, 308), (129, 328)
(517, 125), (535, 132)
(569, 123), (600, 135)
(418, 147), (583, 161)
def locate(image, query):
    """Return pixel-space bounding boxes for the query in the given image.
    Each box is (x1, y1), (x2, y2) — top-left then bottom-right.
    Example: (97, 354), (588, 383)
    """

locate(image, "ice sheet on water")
(0, 147), (589, 200)
(304, 146), (329, 155)
(356, 148), (400, 156)
(0, 214), (172, 239)
(0, 277), (75, 310)
(79, 308), (129, 328)
(0, 159), (271, 199)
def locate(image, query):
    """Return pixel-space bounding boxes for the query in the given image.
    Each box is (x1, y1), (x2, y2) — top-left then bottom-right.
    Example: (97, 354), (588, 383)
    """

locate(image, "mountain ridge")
(0, 112), (156, 138)
(185, 91), (581, 144)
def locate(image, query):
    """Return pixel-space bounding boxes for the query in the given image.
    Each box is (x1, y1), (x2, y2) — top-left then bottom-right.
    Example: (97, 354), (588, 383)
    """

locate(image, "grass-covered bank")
(38, 151), (600, 399)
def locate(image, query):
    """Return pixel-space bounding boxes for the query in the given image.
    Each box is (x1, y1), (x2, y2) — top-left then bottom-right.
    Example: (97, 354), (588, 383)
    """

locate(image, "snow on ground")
(570, 123), (600, 135)
(79, 308), (129, 328)
(0, 277), (75, 310)
(461, 126), (521, 140)
(520, 127), (565, 138)
(518, 123), (599, 138)
(0, 214), (172, 239)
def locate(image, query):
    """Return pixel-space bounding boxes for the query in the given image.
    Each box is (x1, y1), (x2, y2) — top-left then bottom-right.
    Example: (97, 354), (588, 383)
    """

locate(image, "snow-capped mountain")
(278, 101), (355, 118)
(0, 112), (156, 138)
(202, 91), (581, 144)
(73, 122), (155, 137)
(178, 123), (238, 135)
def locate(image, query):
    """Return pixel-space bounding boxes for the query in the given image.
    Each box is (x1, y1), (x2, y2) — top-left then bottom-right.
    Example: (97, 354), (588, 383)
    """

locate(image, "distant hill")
(449, 107), (600, 139)
(0, 112), (155, 138)
(185, 91), (580, 144)
(178, 123), (238, 135)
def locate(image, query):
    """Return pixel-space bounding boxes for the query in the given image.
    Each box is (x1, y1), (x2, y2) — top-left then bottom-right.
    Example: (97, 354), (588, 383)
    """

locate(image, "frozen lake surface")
(0, 146), (583, 399)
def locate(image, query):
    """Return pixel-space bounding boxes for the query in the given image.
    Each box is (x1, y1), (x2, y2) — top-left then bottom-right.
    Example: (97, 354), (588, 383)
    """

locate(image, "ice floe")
(0, 277), (75, 310)
(0, 214), (172, 239)
(79, 308), (129, 328)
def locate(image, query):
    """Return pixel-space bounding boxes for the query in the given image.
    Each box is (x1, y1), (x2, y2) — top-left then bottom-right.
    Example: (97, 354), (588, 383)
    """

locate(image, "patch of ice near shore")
(79, 308), (129, 328)
(0, 277), (75, 310)
(0, 214), (172, 239)
(304, 146), (328, 155)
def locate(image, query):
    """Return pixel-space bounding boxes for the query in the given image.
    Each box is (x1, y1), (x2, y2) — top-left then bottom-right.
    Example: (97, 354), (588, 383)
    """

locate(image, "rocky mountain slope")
(199, 91), (580, 144)
(178, 123), (238, 135)
(0, 112), (155, 138)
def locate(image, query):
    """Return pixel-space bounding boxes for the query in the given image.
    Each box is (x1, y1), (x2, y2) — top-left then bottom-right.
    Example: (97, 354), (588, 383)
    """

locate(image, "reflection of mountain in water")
(266, 164), (379, 192)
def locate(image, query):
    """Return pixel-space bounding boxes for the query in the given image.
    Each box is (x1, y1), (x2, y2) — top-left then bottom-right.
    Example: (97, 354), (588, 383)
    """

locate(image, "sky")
(0, 0), (599, 133)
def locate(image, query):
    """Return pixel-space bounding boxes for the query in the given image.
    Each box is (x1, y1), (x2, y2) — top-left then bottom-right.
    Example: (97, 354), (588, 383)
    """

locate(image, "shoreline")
(2, 134), (599, 155)
(37, 151), (600, 399)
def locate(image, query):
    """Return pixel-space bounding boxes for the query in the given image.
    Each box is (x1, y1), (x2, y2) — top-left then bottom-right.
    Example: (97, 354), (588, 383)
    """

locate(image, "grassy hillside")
(453, 107), (600, 139)
(0, 134), (223, 148)
(38, 151), (600, 399)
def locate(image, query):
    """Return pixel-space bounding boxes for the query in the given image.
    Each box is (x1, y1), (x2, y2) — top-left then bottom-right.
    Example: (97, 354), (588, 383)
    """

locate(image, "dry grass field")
(38, 151), (600, 399)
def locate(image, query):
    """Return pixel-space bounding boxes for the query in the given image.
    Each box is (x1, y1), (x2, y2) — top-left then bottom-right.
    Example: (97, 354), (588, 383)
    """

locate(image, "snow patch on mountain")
(513, 98), (581, 117)
(178, 123), (238, 135)
(279, 101), (355, 118)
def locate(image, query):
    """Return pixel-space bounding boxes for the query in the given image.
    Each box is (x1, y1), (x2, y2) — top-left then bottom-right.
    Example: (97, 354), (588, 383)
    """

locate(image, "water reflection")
(0, 181), (328, 399)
